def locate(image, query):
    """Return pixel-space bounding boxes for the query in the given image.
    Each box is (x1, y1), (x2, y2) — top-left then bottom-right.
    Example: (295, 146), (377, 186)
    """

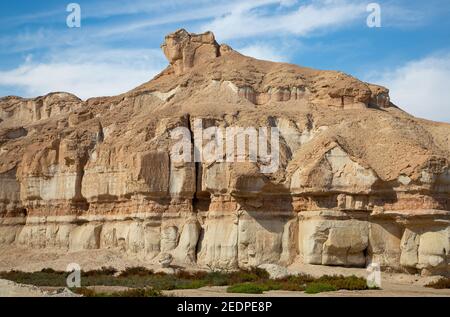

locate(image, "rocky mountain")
(0, 29), (448, 275)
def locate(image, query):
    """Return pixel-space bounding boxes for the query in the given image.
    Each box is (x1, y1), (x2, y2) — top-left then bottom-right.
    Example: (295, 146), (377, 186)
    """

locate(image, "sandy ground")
(0, 279), (81, 297)
(0, 246), (162, 272)
(165, 263), (450, 297)
(0, 247), (448, 297)
(0, 279), (47, 297)
(164, 284), (450, 297)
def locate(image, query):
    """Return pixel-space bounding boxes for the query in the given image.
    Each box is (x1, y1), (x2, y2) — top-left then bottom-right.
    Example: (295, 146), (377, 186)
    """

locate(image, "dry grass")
(425, 278), (450, 289)
(72, 287), (164, 297)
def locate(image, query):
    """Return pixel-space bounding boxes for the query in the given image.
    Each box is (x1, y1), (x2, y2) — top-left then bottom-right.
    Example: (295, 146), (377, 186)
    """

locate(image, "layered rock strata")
(0, 29), (448, 276)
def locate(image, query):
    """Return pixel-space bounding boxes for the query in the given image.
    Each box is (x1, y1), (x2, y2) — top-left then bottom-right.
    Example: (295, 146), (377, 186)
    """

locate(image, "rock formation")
(0, 29), (448, 276)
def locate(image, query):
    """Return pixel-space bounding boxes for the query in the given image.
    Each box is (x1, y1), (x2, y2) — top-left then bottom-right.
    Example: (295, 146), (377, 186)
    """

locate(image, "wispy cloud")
(367, 53), (450, 123)
(1, 0), (448, 104)
(201, 0), (366, 41)
(0, 0), (244, 52)
(2, 0), (442, 56)
(0, 48), (166, 99)
(0, 0), (199, 27)
(380, 0), (450, 28)
(238, 42), (291, 62)
(95, 2), (238, 37)
(0, 0), (367, 52)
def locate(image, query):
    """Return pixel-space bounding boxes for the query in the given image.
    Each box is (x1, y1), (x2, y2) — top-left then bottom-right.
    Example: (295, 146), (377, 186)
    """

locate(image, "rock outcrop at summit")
(162, 29), (221, 75)
(0, 29), (448, 276)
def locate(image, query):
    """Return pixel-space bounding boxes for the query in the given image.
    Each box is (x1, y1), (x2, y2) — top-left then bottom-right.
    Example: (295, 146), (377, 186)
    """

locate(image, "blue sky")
(0, 0), (449, 122)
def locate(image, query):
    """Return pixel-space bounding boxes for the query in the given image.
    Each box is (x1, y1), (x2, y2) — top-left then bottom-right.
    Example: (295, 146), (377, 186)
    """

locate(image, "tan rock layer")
(0, 29), (449, 275)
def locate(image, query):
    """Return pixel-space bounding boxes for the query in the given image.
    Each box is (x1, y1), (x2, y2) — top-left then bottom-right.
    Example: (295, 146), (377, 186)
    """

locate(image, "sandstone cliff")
(0, 29), (448, 276)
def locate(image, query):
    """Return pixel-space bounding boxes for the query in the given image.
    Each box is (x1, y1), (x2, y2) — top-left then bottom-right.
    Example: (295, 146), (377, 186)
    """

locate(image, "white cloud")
(0, 0), (205, 26)
(239, 43), (290, 62)
(367, 54), (450, 123)
(0, 48), (166, 100)
(96, 0), (285, 38)
(279, 0), (298, 7)
(379, 0), (450, 28)
(1, 0), (448, 107)
(0, 0), (366, 52)
(201, 0), (366, 41)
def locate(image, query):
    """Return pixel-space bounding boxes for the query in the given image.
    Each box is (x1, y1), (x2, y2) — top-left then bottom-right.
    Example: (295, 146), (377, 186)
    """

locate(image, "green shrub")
(84, 267), (118, 277)
(0, 270), (67, 287)
(305, 282), (337, 294)
(40, 268), (58, 274)
(72, 287), (164, 297)
(226, 268), (270, 284)
(227, 283), (265, 294)
(281, 274), (315, 285)
(247, 267), (271, 279)
(0, 267), (374, 294)
(204, 271), (230, 286)
(119, 267), (154, 277)
(316, 275), (368, 290)
(175, 270), (208, 280)
(111, 288), (164, 297)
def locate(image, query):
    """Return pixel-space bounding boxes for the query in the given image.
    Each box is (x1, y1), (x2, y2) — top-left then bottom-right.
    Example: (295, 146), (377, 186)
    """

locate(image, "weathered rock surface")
(258, 263), (290, 279)
(0, 29), (448, 276)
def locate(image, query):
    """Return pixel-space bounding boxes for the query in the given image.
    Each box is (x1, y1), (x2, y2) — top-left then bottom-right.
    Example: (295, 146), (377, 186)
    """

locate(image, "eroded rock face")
(161, 29), (220, 75)
(0, 30), (449, 276)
